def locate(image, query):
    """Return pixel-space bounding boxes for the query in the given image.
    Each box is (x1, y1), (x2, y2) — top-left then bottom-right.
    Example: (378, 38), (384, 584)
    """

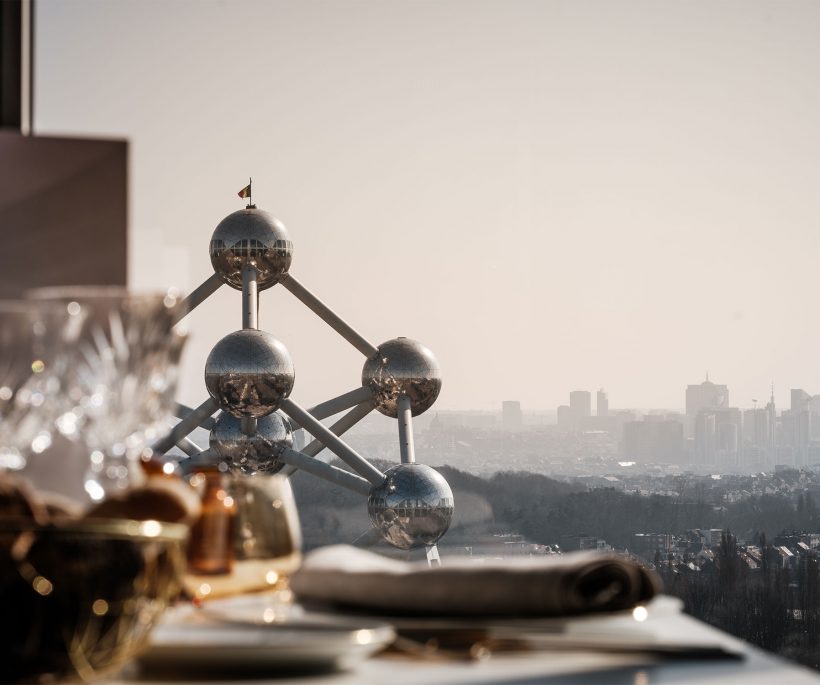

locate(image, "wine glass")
(25, 287), (186, 500)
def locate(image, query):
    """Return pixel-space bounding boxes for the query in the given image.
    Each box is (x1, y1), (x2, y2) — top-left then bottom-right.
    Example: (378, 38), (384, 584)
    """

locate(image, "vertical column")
(242, 265), (258, 330)
(397, 394), (415, 464)
(241, 265), (258, 436)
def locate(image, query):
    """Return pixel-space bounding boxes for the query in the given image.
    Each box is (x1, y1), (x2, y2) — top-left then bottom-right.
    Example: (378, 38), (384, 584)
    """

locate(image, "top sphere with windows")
(362, 338), (441, 418)
(209, 208), (293, 290)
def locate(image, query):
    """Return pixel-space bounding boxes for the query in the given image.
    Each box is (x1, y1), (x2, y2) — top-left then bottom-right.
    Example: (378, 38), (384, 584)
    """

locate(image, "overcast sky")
(34, 0), (820, 413)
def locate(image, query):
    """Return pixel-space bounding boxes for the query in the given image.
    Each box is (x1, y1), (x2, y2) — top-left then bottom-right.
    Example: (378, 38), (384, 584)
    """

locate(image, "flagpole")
(249, 176), (252, 208)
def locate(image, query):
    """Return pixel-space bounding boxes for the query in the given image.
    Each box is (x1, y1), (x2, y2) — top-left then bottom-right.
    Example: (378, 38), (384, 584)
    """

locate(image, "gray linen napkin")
(290, 545), (661, 617)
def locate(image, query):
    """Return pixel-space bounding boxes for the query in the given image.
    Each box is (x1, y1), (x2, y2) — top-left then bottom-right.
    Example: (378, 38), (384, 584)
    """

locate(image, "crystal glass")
(24, 287), (186, 500)
(0, 300), (69, 471)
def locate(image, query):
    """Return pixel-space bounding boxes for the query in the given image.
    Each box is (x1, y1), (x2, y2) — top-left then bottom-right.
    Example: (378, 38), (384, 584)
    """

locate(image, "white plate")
(139, 603), (395, 673)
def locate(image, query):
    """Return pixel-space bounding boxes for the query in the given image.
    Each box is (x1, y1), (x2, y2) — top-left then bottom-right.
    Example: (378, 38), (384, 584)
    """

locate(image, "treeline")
(291, 462), (819, 550)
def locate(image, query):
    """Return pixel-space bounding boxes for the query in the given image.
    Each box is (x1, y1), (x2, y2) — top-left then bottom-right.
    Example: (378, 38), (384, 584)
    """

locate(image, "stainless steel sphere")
(362, 338), (441, 418)
(209, 411), (293, 475)
(204, 330), (295, 418)
(368, 464), (454, 550)
(209, 208), (293, 290)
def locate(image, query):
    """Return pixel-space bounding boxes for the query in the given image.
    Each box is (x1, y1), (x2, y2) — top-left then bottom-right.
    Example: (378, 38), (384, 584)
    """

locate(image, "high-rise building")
(556, 405), (573, 431)
(693, 407), (741, 466)
(781, 408), (811, 468)
(743, 408), (770, 448)
(694, 412), (717, 464)
(685, 377), (729, 437)
(502, 400), (523, 429)
(766, 387), (778, 468)
(569, 391), (591, 418)
(597, 389), (609, 417)
(792, 389), (812, 414)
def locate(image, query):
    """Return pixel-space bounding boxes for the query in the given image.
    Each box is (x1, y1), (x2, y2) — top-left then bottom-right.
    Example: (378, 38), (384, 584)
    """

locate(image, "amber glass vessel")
(187, 467), (237, 575)
(184, 470), (301, 599)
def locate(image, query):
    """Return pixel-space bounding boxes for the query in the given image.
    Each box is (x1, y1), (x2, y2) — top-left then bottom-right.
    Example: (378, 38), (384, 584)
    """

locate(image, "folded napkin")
(290, 545), (661, 618)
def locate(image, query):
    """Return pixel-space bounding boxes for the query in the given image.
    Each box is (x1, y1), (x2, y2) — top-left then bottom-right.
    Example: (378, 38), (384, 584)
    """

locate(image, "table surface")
(118, 599), (820, 685)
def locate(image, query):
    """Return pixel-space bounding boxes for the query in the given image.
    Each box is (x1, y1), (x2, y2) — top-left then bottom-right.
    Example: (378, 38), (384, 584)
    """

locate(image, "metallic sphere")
(362, 338), (441, 418)
(209, 411), (293, 475)
(204, 330), (295, 418)
(209, 208), (293, 290)
(368, 464), (454, 550)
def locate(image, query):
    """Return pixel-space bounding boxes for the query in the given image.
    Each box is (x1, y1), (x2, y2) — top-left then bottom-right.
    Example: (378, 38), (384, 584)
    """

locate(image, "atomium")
(204, 329), (294, 418)
(368, 464), (454, 550)
(210, 208), (293, 290)
(362, 338), (442, 418)
(156, 192), (454, 554)
(209, 411), (293, 474)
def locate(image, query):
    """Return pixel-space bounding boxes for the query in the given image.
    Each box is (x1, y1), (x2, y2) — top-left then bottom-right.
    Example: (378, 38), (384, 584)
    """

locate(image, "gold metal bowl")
(0, 517), (187, 682)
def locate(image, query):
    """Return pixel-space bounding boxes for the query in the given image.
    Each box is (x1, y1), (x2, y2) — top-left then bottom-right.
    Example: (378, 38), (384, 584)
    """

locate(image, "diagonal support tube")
(303, 400), (375, 458)
(282, 399), (375, 476)
(306, 386), (374, 422)
(174, 273), (224, 325)
(153, 397), (219, 455)
(176, 436), (203, 458)
(280, 274), (379, 359)
(174, 403), (216, 431)
(397, 394), (416, 464)
(177, 447), (220, 471)
(279, 398), (385, 486)
(280, 449), (372, 496)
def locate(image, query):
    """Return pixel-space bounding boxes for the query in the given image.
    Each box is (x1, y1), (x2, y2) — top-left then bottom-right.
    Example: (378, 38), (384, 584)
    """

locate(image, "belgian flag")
(237, 182), (251, 199)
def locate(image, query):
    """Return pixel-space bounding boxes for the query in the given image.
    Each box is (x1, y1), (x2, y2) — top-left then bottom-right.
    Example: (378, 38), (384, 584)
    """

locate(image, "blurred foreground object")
(24, 287), (186, 501)
(0, 300), (68, 472)
(0, 472), (46, 522)
(0, 517), (186, 682)
(140, 598), (394, 675)
(85, 474), (201, 526)
(183, 470), (302, 599)
(291, 545), (660, 617)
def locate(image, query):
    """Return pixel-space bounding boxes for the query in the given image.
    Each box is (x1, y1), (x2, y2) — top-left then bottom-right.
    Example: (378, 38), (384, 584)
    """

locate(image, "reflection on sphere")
(368, 464), (453, 550)
(362, 338), (441, 418)
(204, 330), (294, 418)
(209, 208), (293, 290)
(210, 411), (293, 474)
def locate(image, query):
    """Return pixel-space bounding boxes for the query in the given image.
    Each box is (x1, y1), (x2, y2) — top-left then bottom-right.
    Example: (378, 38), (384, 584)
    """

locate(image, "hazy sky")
(35, 0), (820, 413)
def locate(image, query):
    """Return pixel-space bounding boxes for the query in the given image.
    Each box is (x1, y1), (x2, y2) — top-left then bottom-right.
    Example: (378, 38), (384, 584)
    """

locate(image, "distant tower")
(556, 404), (572, 431)
(766, 384), (777, 467)
(596, 389), (609, 417)
(502, 400), (523, 429)
(569, 390), (591, 419)
(791, 389), (811, 413)
(685, 376), (728, 438)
